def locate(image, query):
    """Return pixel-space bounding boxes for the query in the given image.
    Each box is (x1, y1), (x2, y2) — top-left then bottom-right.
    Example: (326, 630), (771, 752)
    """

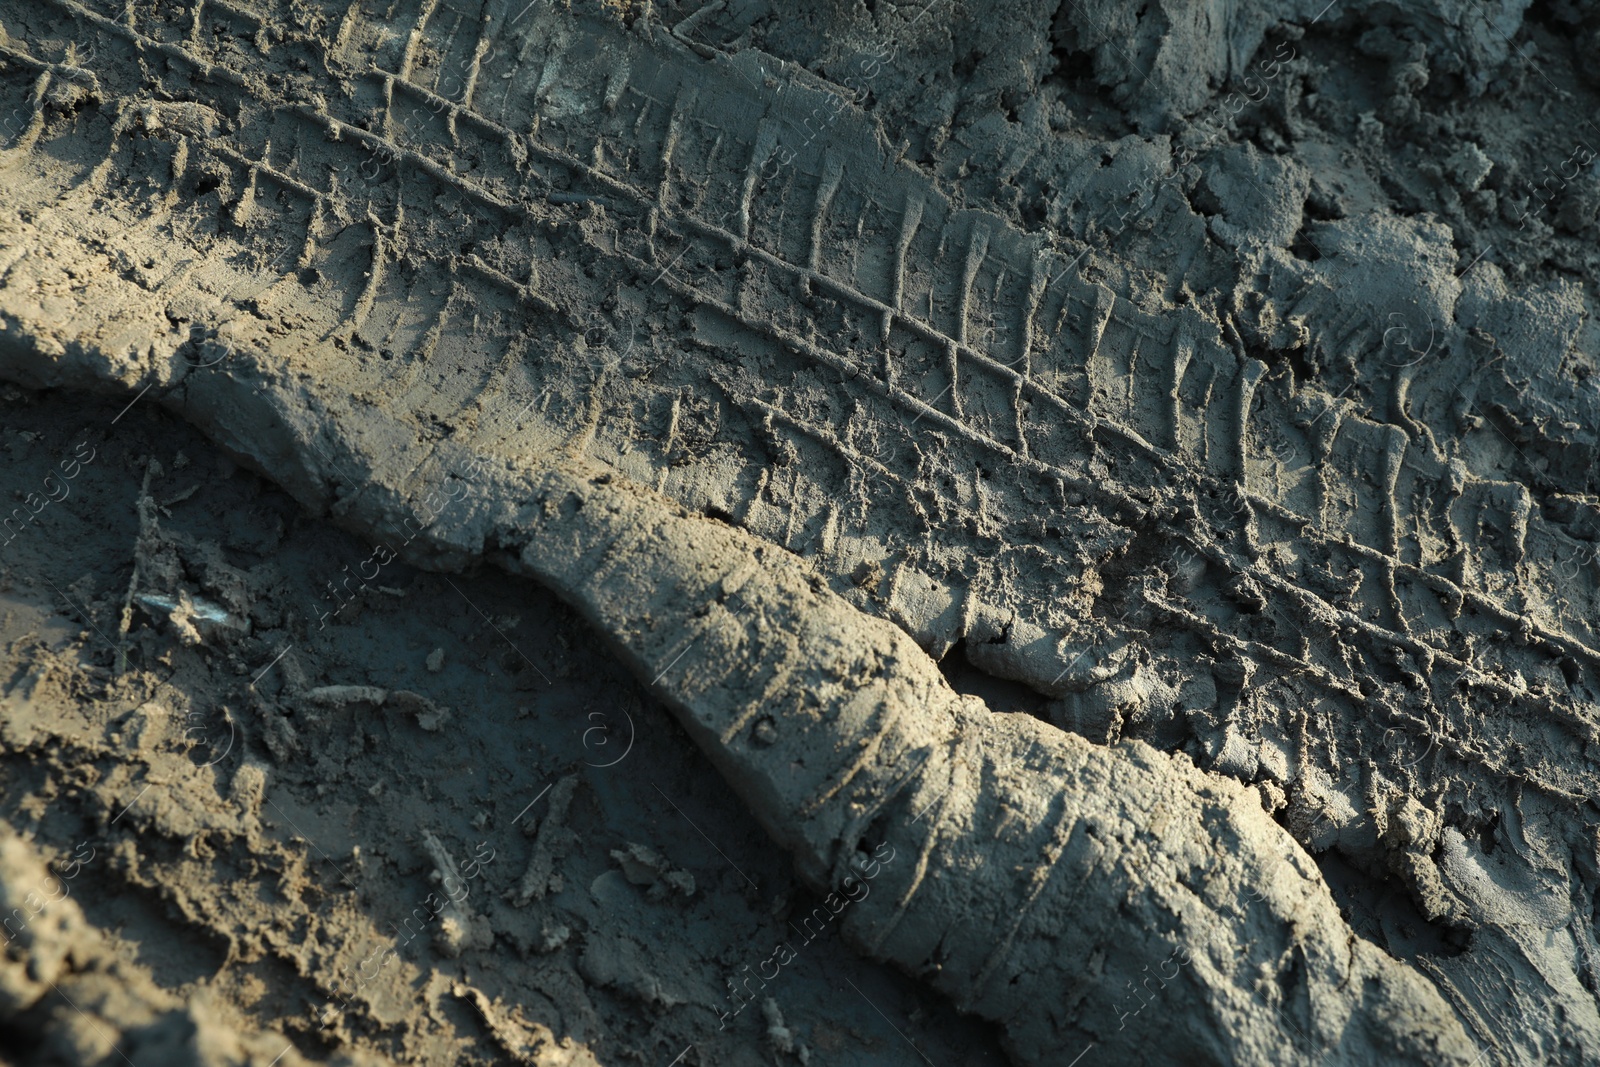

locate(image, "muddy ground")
(0, 388), (1008, 1064)
(2, 0), (1600, 1064)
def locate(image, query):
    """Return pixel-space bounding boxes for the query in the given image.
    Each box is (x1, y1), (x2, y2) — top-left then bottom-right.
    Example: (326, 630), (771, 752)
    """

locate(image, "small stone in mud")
(426, 647), (446, 672)
(1445, 142), (1494, 193)
(764, 998), (810, 1064)
(610, 842), (696, 901)
(538, 922), (570, 953)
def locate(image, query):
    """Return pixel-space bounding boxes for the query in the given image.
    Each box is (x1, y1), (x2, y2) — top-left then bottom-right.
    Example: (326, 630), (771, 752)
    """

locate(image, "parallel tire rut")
(4, 0), (1598, 819)
(2, 1), (1599, 1062)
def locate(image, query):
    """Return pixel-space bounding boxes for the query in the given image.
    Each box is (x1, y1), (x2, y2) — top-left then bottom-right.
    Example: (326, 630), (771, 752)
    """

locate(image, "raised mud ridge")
(0, 0), (1597, 1063)
(447, 446), (1484, 1067)
(0, 300), (1481, 1065)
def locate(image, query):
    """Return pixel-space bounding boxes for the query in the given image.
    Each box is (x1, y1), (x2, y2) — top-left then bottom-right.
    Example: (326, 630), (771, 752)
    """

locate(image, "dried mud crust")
(0, 0), (1597, 1063)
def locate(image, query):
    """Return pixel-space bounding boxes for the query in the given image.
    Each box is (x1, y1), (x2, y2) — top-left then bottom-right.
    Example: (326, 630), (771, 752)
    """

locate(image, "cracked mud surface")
(2, 0), (1600, 1064)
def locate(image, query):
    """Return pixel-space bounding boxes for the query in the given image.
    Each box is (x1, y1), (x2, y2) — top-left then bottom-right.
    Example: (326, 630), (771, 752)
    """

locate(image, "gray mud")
(2, 0), (1600, 1064)
(0, 389), (1004, 1064)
